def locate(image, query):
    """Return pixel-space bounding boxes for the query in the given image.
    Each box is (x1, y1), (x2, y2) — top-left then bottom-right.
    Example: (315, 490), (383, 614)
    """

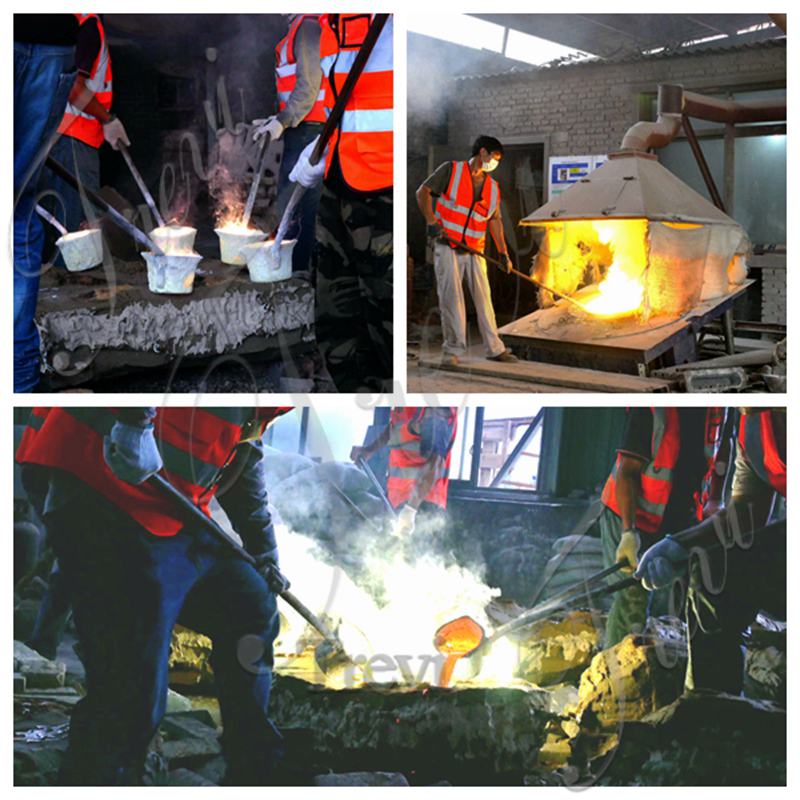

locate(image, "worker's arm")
(277, 18), (323, 130)
(635, 441), (778, 591)
(216, 440), (277, 556)
(488, 209), (512, 271)
(416, 184), (438, 226)
(350, 424), (390, 463)
(615, 454), (644, 532)
(67, 74), (111, 123)
(408, 455), (445, 510)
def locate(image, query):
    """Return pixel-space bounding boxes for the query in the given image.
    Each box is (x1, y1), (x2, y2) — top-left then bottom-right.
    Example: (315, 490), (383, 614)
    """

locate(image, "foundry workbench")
(35, 258), (315, 389)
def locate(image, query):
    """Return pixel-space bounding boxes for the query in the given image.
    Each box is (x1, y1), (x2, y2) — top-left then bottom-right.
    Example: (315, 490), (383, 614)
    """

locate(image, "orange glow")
(534, 219), (650, 319)
(434, 615), (484, 687)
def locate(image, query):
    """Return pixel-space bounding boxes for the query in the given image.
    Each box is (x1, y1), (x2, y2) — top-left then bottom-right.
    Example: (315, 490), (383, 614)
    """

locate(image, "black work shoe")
(488, 350), (518, 363)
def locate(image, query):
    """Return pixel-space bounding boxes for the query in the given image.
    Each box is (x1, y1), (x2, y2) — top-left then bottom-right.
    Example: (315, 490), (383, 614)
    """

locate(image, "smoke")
(207, 162), (245, 226)
(274, 522), (500, 686)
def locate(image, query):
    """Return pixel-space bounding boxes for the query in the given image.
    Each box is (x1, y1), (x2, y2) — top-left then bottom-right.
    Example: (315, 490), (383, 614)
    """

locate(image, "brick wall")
(442, 40), (786, 156)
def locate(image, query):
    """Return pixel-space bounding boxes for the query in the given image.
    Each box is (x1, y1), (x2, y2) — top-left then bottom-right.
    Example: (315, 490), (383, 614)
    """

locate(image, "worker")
(14, 15), (78, 392)
(43, 13), (130, 254)
(416, 135), (517, 367)
(636, 408), (786, 694)
(252, 14), (337, 277)
(598, 407), (728, 647)
(16, 407), (292, 785)
(288, 13), (393, 393)
(351, 407), (457, 538)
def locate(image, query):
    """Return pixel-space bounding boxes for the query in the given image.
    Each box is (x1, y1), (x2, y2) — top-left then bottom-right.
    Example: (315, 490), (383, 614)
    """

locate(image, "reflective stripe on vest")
(59, 14), (112, 149)
(386, 408), (456, 510)
(737, 411), (787, 497)
(435, 160), (500, 251)
(275, 15), (338, 125)
(323, 13), (393, 194)
(15, 407), (291, 536)
(601, 408), (681, 534)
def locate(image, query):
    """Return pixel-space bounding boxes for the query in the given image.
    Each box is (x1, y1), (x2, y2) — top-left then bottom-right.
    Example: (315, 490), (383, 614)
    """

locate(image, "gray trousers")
(433, 242), (505, 357)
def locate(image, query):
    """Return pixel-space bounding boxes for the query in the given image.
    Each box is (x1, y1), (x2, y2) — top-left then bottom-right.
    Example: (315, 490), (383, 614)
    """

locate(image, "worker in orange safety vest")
(42, 13), (130, 257)
(17, 406), (293, 785)
(636, 408), (786, 694)
(351, 407), (457, 539)
(252, 14), (338, 275)
(597, 407), (728, 647)
(416, 135), (517, 367)
(288, 13), (394, 393)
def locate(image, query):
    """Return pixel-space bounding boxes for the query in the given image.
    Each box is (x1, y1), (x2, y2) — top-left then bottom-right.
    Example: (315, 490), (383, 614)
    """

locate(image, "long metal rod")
(272, 14), (390, 252)
(242, 133), (271, 228)
(482, 562), (628, 648)
(35, 204), (68, 237)
(148, 473), (343, 647)
(118, 142), (166, 228)
(436, 233), (589, 312)
(357, 456), (396, 518)
(45, 157), (163, 255)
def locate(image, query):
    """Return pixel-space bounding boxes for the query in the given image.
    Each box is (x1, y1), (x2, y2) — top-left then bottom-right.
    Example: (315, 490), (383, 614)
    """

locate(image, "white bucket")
(241, 239), (295, 283)
(215, 227), (267, 265)
(149, 224), (197, 254)
(143, 251), (203, 294)
(56, 228), (104, 272)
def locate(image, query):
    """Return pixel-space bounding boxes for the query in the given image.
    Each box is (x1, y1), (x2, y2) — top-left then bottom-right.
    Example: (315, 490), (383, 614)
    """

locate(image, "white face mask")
(482, 157), (499, 173)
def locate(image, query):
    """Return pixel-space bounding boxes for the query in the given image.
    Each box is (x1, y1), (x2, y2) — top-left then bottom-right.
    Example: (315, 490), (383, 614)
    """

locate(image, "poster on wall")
(548, 154), (607, 199)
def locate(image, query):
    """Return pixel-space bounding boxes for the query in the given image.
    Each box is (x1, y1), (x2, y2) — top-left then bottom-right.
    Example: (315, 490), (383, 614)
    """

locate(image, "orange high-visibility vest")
(737, 410), (786, 497)
(16, 407), (291, 537)
(58, 13), (112, 149)
(601, 408), (724, 534)
(386, 408), (457, 510)
(323, 13), (393, 194)
(434, 160), (500, 252)
(275, 15), (338, 125)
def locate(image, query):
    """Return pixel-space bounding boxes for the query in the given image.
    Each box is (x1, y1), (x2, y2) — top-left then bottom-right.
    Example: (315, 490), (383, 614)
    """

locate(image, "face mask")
(482, 157), (499, 173)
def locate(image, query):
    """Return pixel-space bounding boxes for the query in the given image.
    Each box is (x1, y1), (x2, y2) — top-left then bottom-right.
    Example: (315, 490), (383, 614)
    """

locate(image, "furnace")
(501, 149), (752, 375)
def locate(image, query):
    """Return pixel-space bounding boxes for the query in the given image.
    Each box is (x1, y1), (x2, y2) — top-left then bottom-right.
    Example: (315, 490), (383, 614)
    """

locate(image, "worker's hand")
(103, 421), (163, 485)
(102, 117), (131, 150)
(253, 549), (291, 594)
(634, 535), (689, 591)
(289, 136), (328, 189)
(252, 116), (284, 142)
(615, 529), (641, 572)
(426, 220), (443, 239)
(350, 446), (367, 463)
(499, 251), (514, 274)
(391, 505), (417, 539)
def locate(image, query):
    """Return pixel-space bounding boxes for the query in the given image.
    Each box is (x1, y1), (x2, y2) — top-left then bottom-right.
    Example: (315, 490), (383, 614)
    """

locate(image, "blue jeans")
(276, 122), (324, 275)
(48, 500), (283, 785)
(14, 43), (76, 392)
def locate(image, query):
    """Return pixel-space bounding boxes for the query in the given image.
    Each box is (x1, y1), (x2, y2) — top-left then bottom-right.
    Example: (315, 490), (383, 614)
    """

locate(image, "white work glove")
(103, 421), (163, 485)
(252, 116), (284, 142)
(616, 529), (642, 572)
(392, 506), (417, 539)
(288, 136), (328, 189)
(102, 116), (131, 150)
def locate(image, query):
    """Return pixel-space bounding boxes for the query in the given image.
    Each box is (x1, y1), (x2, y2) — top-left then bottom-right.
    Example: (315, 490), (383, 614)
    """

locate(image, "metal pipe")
(682, 90), (786, 124)
(118, 142), (166, 228)
(620, 83), (683, 151)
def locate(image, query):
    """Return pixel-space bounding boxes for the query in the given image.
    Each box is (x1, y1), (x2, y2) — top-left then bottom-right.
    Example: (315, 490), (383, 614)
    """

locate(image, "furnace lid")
(521, 151), (739, 227)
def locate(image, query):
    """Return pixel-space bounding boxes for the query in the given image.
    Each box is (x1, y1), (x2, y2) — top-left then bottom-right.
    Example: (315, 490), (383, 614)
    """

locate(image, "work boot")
(440, 354), (459, 367)
(488, 349), (518, 363)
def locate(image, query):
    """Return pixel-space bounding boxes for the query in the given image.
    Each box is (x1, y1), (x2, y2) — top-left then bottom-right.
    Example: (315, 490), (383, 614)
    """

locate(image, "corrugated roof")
(451, 36), (786, 82)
